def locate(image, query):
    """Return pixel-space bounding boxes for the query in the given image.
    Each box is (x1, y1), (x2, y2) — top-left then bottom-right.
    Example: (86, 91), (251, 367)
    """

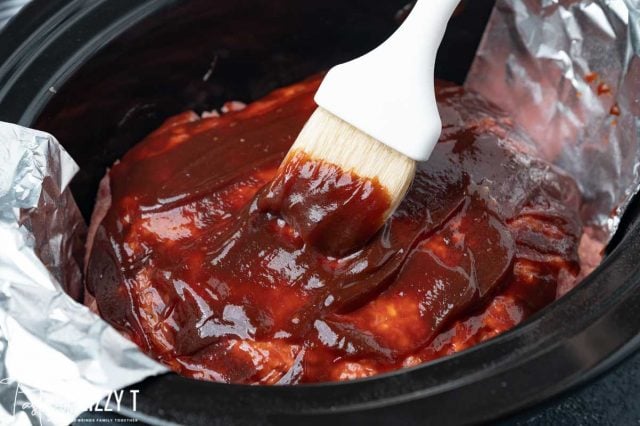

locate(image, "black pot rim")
(1, 1), (640, 424)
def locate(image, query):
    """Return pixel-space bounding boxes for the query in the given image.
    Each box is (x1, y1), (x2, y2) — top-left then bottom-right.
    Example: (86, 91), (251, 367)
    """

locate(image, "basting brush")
(269, 0), (461, 252)
(284, 0), (460, 214)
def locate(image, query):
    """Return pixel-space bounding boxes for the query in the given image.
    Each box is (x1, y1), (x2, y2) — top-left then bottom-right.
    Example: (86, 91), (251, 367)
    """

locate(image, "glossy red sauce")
(86, 77), (582, 384)
(259, 151), (392, 256)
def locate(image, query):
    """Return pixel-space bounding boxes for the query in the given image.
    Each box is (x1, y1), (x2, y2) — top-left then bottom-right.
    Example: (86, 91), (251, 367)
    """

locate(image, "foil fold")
(0, 122), (167, 425)
(466, 0), (640, 239)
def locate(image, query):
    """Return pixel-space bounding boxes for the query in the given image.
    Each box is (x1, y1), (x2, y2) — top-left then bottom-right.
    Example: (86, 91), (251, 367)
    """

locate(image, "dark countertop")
(503, 349), (640, 425)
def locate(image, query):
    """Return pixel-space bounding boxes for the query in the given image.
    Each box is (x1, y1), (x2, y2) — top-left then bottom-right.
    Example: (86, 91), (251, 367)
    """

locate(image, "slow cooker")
(1, 0), (640, 424)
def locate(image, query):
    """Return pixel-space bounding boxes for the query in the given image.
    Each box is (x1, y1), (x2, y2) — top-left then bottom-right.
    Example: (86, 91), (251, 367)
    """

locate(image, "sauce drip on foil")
(86, 77), (582, 384)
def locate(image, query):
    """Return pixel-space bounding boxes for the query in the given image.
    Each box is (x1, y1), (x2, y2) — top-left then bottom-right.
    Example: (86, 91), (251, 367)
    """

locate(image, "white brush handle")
(314, 0), (460, 162)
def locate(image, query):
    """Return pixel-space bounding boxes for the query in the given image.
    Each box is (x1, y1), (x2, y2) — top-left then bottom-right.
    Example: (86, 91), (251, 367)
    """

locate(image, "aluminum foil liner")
(465, 0), (640, 240)
(0, 122), (167, 425)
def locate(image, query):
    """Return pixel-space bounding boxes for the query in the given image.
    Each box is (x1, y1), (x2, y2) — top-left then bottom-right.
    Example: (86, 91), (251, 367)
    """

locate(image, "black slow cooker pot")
(1, 1), (640, 424)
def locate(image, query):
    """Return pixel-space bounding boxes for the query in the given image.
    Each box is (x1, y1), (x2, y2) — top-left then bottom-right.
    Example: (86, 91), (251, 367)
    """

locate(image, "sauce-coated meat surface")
(86, 77), (582, 384)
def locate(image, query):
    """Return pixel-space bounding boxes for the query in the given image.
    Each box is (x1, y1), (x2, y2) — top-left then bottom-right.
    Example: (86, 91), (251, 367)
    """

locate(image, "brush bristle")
(287, 107), (416, 215)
